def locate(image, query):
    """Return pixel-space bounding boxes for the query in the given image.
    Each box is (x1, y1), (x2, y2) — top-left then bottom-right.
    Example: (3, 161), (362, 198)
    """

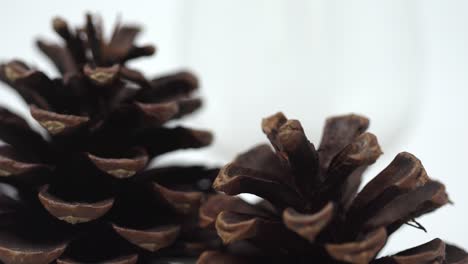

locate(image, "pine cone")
(0, 14), (217, 263)
(199, 112), (468, 264)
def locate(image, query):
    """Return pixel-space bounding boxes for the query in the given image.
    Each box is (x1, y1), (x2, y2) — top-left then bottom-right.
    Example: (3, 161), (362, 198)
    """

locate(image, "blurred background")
(0, 0), (466, 254)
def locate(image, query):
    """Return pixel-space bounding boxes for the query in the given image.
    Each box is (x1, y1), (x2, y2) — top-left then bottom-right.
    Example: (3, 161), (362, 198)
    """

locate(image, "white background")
(0, 0), (466, 254)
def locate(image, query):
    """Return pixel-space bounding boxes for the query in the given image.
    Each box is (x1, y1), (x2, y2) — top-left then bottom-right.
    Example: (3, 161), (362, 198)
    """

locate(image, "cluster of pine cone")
(0, 14), (465, 264)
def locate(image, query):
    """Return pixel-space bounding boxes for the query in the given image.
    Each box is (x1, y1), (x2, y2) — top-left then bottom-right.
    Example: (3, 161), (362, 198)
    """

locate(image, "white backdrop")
(0, 0), (466, 254)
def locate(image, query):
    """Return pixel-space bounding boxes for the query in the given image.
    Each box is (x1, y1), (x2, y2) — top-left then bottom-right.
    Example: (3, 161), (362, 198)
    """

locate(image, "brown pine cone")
(0, 14), (218, 263)
(198, 112), (467, 264)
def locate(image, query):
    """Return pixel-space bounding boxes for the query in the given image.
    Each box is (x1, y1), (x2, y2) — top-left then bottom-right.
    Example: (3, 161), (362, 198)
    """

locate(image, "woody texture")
(0, 14), (218, 263)
(199, 112), (468, 264)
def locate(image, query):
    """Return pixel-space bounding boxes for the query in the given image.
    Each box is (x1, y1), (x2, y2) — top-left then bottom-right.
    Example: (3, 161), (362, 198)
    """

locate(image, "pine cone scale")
(0, 108), (49, 158)
(111, 224), (181, 252)
(363, 180), (448, 232)
(0, 145), (49, 177)
(86, 149), (148, 179)
(38, 185), (114, 224)
(214, 162), (304, 210)
(57, 254), (138, 264)
(199, 195), (262, 229)
(282, 202), (334, 242)
(0, 241), (67, 264)
(153, 183), (203, 214)
(30, 105), (90, 135)
(318, 115), (370, 172)
(215, 211), (262, 244)
(351, 152), (428, 213)
(36, 40), (78, 75)
(325, 227), (387, 264)
(376, 238), (446, 264)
